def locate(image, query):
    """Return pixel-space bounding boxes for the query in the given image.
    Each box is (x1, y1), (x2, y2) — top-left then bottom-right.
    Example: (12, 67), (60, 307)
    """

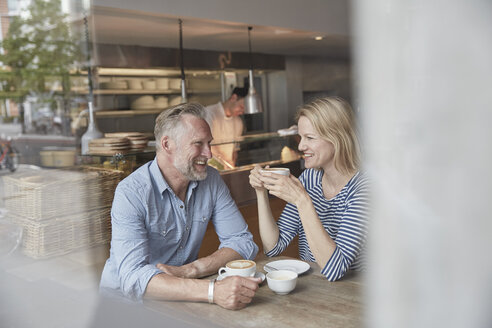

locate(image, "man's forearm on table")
(144, 273), (209, 302)
(144, 248), (241, 301)
(190, 247), (242, 278)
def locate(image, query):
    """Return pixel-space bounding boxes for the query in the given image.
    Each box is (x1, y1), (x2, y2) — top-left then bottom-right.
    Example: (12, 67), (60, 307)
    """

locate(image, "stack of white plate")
(168, 95), (183, 106)
(156, 78), (169, 90)
(105, 132), (150, 151)
(169, 78), (182, 90)
(155, 96), (169, 109)
(127, 79), (143, 90)
(130, 95), (155, 110)
(88, 137), (131, 155)
(142, 79), (156, 90)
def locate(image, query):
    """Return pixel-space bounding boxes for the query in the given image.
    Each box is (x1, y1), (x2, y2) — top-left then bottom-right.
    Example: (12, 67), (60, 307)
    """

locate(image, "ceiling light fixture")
(244, 26), (263, 115)
(314, 36), (323, 41)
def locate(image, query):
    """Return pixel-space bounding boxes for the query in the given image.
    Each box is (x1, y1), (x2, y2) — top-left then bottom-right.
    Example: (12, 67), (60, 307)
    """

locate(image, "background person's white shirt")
(205, 102), (243, 165)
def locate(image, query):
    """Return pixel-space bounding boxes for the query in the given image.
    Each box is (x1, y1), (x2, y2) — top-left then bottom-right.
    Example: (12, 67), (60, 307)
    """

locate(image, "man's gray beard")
(174, 157), (207, 181)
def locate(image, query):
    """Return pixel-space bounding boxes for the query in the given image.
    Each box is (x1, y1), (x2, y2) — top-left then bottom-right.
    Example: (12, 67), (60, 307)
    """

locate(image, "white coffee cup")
(266, 270), (298, 295)
(218, 260), (256, 278)
(260, 167), (290, 176)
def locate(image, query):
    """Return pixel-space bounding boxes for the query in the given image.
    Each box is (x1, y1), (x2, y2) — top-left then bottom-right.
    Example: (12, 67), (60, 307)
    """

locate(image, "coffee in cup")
(260, 167), (290, 176)
(218, 260), (256, 278)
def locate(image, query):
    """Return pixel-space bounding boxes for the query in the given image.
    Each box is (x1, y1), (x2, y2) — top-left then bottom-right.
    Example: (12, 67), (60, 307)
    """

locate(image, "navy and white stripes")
(265, 169), (369, 281)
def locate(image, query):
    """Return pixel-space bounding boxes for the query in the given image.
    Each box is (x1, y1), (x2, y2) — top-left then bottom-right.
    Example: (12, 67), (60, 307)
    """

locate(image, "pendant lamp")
(244, 26), (263, 114)
(179, 19), (187, 103)
(81, 13), (103, 155)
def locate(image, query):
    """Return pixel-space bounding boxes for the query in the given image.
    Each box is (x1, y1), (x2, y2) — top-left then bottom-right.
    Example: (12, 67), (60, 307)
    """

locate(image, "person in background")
(249, 97), (369, 281)
(205, 87), (248, 167)
(100, 102), (260, 310)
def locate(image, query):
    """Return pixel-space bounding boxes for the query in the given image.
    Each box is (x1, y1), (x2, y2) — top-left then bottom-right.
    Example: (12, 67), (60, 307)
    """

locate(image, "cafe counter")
(80, 131), (302, 207)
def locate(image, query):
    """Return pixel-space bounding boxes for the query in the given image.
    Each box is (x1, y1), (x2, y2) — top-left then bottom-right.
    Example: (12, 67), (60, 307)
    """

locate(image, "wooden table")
(144, 256), (363, 328)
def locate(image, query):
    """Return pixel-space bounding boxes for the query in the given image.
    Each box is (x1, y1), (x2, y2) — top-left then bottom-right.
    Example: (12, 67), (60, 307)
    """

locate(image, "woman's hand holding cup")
(249, 165), (268, 192)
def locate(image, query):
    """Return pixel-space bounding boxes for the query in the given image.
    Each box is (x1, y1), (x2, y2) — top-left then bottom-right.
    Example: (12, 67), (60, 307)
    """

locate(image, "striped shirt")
(265, 169), (369, 281)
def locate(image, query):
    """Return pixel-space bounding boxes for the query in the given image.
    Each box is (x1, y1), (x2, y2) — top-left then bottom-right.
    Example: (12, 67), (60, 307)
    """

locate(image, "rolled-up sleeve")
(211, 174), (258, 260)
(110, 184), (162, 301)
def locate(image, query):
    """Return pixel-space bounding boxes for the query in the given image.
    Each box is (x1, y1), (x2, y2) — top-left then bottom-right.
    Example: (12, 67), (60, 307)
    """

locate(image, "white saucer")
(216, 271), (265, 282)
(263, 260), (310, 275)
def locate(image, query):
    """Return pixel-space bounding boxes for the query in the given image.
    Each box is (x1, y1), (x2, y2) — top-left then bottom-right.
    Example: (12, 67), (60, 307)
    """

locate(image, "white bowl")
(155, 96), (169, 108)
(127, 79), (143, 90)
(168, 95), (183, 106)
(131, 95), (155, 106)
(142, 79), (156, 90)
(156, 78), (169, 90)
(266, 270), (298, 295)
(169, 78), (182, 90)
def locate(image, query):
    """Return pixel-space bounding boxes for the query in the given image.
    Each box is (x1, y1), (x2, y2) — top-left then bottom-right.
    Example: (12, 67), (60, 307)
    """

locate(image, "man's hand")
(213, 276), (262, 310)
(156, 262), (198, 278)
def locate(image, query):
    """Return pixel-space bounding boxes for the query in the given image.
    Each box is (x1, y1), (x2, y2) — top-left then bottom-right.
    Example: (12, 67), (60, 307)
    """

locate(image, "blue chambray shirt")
(99, 159), (258, 301)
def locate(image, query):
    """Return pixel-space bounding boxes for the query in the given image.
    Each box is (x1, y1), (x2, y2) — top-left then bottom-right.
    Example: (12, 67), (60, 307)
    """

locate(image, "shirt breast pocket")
(192, 206), (213, 241)
(192, 205), (212, 225)
(148, 220), (178, 244)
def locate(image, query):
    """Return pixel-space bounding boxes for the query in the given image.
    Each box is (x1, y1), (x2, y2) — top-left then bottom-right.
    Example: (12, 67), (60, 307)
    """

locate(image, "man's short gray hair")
(154, 102), (207, 151)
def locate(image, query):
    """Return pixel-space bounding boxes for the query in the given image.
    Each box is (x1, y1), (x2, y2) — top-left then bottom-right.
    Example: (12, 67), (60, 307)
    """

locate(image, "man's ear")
(161, 135), (171, 152)
(230, 93), (238, 102)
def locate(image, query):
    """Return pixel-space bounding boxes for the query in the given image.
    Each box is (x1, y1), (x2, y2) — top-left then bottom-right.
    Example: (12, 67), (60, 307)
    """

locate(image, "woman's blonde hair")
(295, 97), (360, 174)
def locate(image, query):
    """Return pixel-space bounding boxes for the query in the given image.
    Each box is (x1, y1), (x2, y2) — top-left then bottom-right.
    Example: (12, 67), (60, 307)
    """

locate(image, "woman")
(249, 97), (369, 281)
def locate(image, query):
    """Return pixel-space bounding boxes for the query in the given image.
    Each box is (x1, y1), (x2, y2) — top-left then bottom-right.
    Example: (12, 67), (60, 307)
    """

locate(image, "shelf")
(94, 67), (229, 77)
(70, 89), (220, 96)
(80, 147), (156, 157)
(93, 89), (179, 95)
(93, 109), (164, 117)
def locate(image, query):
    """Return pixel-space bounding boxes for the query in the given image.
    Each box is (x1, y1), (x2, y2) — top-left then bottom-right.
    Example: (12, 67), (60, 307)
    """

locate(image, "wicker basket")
(8, 208), (112, 259)
(2, 166), (125, 259)
(3, 167), (124, 221)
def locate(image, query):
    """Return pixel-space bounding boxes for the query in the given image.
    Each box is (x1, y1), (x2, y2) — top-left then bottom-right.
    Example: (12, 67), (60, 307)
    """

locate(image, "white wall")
(355, 0), (492, 327)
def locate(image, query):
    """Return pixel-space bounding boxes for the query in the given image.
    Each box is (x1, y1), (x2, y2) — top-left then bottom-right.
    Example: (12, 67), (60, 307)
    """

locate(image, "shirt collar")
(150, 157), (199, 196)
(150, 158), (169, 195)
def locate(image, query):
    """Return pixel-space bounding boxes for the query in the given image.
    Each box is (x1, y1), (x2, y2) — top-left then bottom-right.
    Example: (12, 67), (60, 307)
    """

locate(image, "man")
(205, 87), (247, 166)
(100, 102), (260, 310)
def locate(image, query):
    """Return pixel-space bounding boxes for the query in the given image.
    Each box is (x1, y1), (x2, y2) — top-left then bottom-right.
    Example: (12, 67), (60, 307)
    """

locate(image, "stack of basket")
(2, 167), (124, 259)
